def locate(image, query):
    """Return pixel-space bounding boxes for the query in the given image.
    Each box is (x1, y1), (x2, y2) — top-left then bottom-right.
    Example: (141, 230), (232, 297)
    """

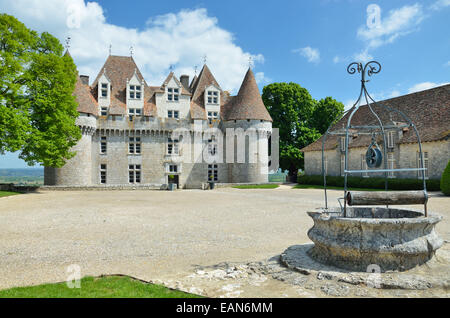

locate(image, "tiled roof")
(143, 86), (157, 117)
(301, 84), (450, 152)
(74, 75), (98, 116)
(190, 64), (222, 120)
(91, 55), (148, 114)
(72, 55), (275, 122)
(161, 72), (191, 95)
(223, 68), (272, 122)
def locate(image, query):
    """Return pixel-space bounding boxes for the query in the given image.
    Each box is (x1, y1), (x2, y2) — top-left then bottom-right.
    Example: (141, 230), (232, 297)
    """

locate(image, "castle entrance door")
(168, 175), (179, 189)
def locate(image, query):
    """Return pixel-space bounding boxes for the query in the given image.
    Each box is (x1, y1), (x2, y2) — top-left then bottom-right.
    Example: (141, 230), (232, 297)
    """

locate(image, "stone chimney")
(180, 75), (189, 90)
(80, 75), (89, 85)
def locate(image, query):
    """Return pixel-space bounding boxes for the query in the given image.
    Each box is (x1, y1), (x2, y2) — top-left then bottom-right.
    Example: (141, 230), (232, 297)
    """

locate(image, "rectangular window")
(168, 110), (179, 119)
(387, 131), (395, 148)
(207, 91), (218, 104)
(208, 164), (218, 181)
(167, 138), (179, 155)
(129, 85), (141, 99)
(387, 153), (395, 178)
(129, 136), (141, 155)
(100, 136), (107, 154)
(418, 152), (429, 179)
(128, 108), (142, 121)
(100, 164), (107, 184)
(168, 88), (179, 101)
(129, 164), (141, 183)
(340, 154), (345, 176)
(101, 107), (108, 116)
(361, 154), (368, 177)
(207, 111), (219, 124)
(169, 164), (178, 173)
(101, 83), (108, 97)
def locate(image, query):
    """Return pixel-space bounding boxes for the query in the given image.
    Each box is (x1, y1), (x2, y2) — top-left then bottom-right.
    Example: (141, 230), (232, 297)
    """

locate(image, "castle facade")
(44, 54), (273, 188)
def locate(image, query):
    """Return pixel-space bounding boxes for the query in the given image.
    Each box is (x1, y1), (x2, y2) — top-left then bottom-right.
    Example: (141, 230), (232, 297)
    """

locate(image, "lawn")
(0, 276), (202, 298)
(0, 191), (19, 198)
(293, 184), (386, 191)
(233, 184), (279, 189)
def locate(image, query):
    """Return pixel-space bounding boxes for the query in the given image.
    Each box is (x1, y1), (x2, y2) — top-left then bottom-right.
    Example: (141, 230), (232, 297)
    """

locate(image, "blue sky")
(0, 0), (449, 168)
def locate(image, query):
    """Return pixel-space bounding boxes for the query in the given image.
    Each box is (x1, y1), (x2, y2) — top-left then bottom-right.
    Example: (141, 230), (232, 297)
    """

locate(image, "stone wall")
(304, 139), (449, 180)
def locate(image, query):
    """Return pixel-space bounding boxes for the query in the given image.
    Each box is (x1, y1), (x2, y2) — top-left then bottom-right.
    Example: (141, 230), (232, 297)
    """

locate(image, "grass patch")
(233, 184), (279, 189)
(293, 184), (385, 191)
(0, 276), (203, 298)
(0, 191), (19, 198)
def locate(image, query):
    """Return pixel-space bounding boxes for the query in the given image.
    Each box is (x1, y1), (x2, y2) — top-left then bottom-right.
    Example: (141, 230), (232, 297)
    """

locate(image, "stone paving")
(0, 187), (449, 297)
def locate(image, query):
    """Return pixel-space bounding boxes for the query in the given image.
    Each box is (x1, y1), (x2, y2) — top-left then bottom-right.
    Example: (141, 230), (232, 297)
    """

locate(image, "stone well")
(307, 207), (443, 272)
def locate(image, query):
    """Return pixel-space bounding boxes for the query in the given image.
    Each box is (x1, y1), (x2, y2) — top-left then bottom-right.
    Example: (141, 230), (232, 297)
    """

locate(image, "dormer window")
(168, 110), (179, 119)
(207, 111), (219, 124)
(207, 91), (218, 104)
(128, 108), (142, 121)
(101, 83), (108, 98)
(129, 85), (141, 99)
(168, 88), (179, 101)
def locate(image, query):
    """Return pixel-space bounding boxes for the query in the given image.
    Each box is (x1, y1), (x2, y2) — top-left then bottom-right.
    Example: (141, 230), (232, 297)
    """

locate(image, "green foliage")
(298, 175), (441, 191)
(0, 14), (80, 167)
(0, 276), (202, 298)
(262, 82), (321, 175)
(262, 83), (343, 175)
(441, 160), (450, 196)
(0, 191), (19, 198)
(310, 97), (345, 134)
(233, 184), (279, 189)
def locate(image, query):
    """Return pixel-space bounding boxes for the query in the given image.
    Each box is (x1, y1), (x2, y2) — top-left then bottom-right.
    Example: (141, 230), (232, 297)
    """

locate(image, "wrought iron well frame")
(321, 61), (428, 217)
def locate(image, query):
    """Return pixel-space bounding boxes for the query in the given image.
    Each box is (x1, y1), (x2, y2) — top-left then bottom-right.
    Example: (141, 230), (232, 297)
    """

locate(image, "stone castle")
(44, 54), (273, 188)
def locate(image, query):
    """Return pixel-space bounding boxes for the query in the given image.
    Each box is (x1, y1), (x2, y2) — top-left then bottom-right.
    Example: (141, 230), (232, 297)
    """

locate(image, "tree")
(0, 14), (80, 168)
(262, 82), (321, 177)
(310, 96), (344, 134)
(262, 83), (344, 178)
(441, 160), (450, 196)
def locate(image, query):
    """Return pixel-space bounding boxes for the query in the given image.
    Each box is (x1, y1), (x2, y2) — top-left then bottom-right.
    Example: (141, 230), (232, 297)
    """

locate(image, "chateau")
(301, 84), (450, 180)
(44, 54), (273, 189)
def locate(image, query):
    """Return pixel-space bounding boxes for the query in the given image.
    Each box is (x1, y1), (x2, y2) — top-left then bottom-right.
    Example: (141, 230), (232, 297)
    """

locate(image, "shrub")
(298, 175), (441, 191)
(441, 160), (450, 196)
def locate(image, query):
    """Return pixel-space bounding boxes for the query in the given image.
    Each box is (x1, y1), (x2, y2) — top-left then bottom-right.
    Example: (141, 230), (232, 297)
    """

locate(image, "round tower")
(224, 68), (273, 184)
(44, 114), (96, 186)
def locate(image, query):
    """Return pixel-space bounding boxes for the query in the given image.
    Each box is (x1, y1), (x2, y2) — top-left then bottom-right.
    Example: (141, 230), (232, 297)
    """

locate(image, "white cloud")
(254, 72), (271, 85)
(430, 0), (450, 10)
(445, 61), (450, 67)
(0, 0), (266, 93)
(293, 46), (321, 63)
(408, 81), (449, 93)
(357, 4), (424, 49)
(352, 49), (374, 63)
(333, 56), (341, 64)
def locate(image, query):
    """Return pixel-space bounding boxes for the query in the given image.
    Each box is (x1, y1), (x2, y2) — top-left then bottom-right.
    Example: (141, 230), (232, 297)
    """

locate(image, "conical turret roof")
(225, 68), (272, 122)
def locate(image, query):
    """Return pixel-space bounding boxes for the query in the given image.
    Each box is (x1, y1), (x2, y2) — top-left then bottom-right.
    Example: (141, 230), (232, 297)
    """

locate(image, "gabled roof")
(74, 75), (98, 116)
(223, 68), (272, 122)
(91, 55), (148, 113)
(161, 72), (191, 95)
(301, 84), (450, 152)
(190, 64), (222, 119)
(190, 75), (198, 90)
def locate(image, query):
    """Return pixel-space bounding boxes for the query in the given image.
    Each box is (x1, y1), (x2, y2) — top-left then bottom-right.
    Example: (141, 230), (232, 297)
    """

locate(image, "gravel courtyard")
(0, 187), (449, 297)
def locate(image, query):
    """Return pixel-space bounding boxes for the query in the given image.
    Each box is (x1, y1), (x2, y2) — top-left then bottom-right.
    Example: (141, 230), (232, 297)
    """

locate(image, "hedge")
(298, 175), (441, 191)
(441, 160), (450, 196)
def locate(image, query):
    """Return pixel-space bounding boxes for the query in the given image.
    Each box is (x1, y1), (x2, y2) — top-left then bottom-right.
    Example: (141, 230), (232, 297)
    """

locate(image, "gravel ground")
(0, 187), (449, 297)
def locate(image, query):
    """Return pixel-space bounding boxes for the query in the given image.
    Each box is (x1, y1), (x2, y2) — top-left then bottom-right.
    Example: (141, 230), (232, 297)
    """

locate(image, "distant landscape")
(0, 168), (44, 185)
